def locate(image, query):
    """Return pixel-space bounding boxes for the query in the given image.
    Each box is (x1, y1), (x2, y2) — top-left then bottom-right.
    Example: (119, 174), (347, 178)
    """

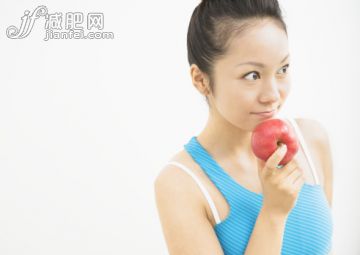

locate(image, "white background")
(0, 0), (359, 254)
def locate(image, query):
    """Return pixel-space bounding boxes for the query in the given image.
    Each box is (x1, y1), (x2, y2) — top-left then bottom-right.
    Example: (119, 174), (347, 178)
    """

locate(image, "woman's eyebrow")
(235, 53), (290, 68)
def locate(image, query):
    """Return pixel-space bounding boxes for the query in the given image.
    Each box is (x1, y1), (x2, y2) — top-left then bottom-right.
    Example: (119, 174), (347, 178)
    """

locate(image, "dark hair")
(187, 0), (287, 105)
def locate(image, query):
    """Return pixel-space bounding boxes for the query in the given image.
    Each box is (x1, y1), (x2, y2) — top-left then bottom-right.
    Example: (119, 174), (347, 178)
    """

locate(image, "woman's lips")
(250, 109), (276, 118)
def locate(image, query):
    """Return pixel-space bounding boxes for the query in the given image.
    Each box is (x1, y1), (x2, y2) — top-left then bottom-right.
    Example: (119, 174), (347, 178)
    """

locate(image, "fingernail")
(281, 144), (287, 152)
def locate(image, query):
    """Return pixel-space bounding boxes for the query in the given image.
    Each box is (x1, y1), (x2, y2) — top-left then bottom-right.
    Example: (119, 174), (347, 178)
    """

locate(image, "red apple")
(251, 118), (299, 166)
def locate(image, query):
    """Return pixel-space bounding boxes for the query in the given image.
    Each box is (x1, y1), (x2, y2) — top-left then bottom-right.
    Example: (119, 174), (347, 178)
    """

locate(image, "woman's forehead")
(224, 21), (289, 66)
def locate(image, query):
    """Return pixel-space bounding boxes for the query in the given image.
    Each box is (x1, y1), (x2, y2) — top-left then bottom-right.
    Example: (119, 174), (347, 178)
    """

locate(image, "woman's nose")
(258, 79), (281, 104)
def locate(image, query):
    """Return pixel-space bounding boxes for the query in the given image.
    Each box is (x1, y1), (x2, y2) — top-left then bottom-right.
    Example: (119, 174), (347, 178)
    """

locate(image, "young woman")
(154, 0), (334, 254)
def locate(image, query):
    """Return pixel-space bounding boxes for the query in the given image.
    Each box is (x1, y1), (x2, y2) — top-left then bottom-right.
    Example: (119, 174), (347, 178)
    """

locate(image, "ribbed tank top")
(169, 118), (333, 254)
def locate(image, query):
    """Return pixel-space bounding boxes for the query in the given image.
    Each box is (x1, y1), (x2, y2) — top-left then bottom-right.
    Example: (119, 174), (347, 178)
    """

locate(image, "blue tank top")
(184, 135), (333, 254)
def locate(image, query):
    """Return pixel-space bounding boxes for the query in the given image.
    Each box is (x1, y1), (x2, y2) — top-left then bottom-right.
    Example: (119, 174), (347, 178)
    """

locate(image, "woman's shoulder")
(292, 117), (329, 144)
(155, 149), (192, 181)
(154, 149), (207, 205)
(154, 150), (225, 254)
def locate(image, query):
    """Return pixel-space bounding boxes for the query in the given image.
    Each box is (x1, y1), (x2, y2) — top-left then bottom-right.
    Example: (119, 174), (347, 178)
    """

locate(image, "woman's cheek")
(281, 82), (291, 95)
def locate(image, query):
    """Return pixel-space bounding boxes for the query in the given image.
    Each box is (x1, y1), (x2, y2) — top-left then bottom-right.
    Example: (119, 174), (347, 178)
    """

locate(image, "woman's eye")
(277, 64), (290, 74)
(243, 71), (260, 81)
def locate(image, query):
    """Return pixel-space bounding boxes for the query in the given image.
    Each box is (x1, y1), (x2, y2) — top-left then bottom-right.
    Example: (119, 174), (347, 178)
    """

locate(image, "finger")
(282, 157), (298, 171)
(280, 168), (302, 189)
(271, 159), (296, 181)
(279, 165), (298, 180)
(292, 174), (305, 192)
(265, 144), (287, 173)
(256, 157), (267, 177)
(281, 170), (304, 195)
(287, 169), (303, 183)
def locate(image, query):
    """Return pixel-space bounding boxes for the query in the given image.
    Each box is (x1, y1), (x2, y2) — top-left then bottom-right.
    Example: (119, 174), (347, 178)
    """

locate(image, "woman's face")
(208, 19), (291, 131)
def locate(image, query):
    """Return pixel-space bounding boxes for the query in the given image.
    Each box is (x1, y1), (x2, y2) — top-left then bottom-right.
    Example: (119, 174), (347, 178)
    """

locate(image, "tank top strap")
(165, 161), (222, 225)
(184, 136), (239, 206)
(284, 117), (320, 185)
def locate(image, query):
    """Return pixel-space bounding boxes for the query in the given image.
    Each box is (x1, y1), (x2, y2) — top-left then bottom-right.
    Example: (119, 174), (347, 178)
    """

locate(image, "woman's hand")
(256, 144), (305, 218)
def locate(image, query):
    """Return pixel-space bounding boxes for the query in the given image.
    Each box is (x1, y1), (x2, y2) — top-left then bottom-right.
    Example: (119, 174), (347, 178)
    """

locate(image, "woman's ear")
(190, 64), (210, 96)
